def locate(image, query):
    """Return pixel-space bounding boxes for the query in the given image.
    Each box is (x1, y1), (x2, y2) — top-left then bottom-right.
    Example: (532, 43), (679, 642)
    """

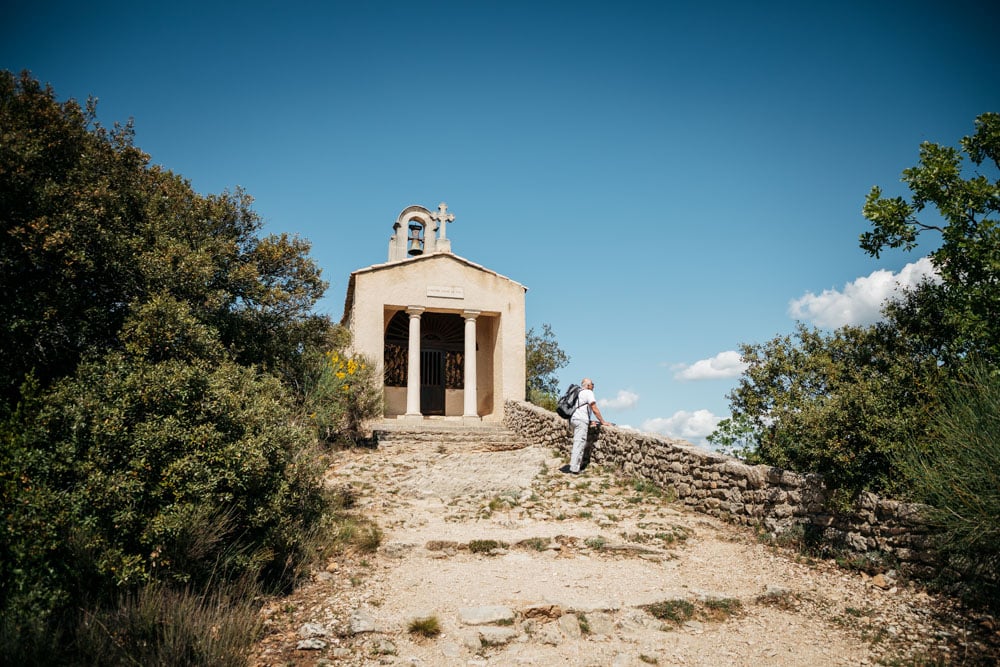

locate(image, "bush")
(72, 580), (263, 667)
(527, 388), (558, 412)
(301, 348), (382, 443)
(0, 347), (327, 647)
(897, 360), (1000, 608)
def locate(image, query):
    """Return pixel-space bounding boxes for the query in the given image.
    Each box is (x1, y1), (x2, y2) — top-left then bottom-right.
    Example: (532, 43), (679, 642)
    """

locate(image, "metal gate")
(420, 348), (445, 415)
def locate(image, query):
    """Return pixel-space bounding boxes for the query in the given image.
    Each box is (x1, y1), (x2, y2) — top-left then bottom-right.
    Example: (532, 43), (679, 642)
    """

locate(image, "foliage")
(642, 599), (695, 624)
(714, 324), (940, 496)
(861, 112), (1000, 365)
(713, 114), (998, 500)
(896, 360), (1000, 607)
(1, 327), (327, 624)
(0, 69), (329, 408)
(527, 387), (558, 411)
(73, 580), (263, 667)
(526, 323), (570, 397)
(301, 346), (382, 443)
(0, 71), (348, 661)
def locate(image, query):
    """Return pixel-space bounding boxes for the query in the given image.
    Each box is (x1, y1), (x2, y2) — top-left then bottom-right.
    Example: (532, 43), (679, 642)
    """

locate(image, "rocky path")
(251, 424), (996, 666)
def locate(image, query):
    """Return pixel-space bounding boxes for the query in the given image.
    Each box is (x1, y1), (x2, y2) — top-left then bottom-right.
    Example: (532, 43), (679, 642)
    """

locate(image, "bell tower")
(388, 202), (455, 261)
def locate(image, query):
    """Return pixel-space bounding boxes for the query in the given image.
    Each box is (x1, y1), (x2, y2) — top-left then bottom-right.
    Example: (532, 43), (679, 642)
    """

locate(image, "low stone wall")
(504, 400), (936, 570)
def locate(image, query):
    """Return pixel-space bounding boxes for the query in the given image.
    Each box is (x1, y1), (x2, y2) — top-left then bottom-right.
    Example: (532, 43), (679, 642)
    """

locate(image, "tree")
(0, 70), (330, 408)
(861, 112), (1000, 364)
(712, 114), (999, 499)
(0, 71), (363, 660)
(526, 323), (570, 398)
(712, 323), (940, 497)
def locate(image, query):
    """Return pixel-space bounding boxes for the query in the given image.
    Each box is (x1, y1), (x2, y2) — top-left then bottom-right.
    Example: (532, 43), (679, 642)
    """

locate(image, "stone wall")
(504, 400), (936, 571)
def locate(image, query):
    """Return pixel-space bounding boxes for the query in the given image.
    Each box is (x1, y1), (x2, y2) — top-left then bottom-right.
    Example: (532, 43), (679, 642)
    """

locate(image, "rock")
(296, 638), (327, 650)
(558, 613), (583, 639)
(537, 623), (564, 645)
(586, 611), (616, 637)
(458, 605), (515, 626)
(684, 620), (704, 633)
(382, 542), (412, 558)
(480, 625), (518, 646)
(298, 622), (328, 639)
(523, 602), (564, 619)
(373, 638), (397, 655)
(458, 628), (483, 651)
(872, 574), (891, 590)
(350, 609), (379, 633)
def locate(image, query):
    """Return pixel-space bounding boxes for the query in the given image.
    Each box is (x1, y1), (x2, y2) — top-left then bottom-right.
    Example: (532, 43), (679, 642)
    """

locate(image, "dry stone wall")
(504, 400), (937, 572)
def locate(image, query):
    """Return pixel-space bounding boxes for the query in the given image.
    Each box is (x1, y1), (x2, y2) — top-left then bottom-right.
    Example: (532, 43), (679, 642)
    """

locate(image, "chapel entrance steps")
(370, 419), (531, 452)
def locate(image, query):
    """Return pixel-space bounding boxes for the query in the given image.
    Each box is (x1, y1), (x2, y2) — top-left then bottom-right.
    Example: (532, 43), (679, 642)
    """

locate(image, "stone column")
(463, 310), (481, 423)
(403, 306), (424, 420)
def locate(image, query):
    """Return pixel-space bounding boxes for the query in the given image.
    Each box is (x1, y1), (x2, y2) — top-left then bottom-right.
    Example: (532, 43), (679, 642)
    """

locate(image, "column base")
(401, 413), (424, 423)
(462, 415), (482, 425)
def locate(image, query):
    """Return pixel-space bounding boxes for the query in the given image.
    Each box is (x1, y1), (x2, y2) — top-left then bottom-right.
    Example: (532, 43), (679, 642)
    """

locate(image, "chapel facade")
(340, 203), (526, 422)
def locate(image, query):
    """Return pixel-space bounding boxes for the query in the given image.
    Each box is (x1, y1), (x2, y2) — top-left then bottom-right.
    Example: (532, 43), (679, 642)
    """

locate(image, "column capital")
(406, 306), (425, 317)
(462, 309), (481, 319)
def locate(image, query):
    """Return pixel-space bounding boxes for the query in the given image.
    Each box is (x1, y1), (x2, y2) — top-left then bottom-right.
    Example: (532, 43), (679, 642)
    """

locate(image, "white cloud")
(673, 350), (748, 381)
(641, 409), (722, 447)
(788, 257), (940, 328)
(599, 389), (639, 410)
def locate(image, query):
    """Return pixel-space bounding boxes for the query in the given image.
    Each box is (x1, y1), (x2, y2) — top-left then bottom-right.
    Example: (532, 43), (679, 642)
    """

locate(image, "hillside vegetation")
(0, 70), (381, 665)
(711, 113), (1000, 606)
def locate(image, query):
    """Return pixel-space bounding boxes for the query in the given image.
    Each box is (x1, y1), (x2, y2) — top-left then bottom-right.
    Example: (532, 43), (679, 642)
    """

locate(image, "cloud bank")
(599, 389), (639, 410)
(673, 350), (748, 381)
(642, 409), (721, 446)
(788, 257), (939, 328)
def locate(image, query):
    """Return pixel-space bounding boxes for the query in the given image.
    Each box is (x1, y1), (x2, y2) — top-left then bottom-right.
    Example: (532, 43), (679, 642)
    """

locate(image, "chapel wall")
(503, 399), (939, 575)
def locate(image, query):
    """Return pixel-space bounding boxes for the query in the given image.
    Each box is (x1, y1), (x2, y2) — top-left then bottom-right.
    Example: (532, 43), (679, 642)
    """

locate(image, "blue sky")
(4, 1), (998, 446)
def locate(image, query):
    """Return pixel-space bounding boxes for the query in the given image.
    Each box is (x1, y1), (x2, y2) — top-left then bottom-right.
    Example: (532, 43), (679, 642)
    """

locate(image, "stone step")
(372, 420), (530, 451)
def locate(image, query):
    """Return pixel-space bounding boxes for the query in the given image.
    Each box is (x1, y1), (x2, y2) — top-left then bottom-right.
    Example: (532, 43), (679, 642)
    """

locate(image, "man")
(569, 377), (608, 474)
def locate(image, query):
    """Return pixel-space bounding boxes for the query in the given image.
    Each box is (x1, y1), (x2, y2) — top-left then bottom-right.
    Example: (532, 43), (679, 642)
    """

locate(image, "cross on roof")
(432, 202), (455, 239)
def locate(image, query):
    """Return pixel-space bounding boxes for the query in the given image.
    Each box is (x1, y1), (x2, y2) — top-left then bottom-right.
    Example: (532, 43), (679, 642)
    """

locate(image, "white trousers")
(570, 418), (589, 472)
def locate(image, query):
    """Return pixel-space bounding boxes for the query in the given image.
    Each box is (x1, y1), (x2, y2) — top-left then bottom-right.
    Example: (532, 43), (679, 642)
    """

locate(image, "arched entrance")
(385, 311), (464, 415)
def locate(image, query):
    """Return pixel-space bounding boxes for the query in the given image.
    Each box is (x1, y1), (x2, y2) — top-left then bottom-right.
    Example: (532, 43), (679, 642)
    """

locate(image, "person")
(568, 377), (608, 474)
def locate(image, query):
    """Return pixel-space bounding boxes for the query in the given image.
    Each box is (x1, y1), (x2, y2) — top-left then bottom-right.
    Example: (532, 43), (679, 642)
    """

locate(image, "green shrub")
(642, 599), (695, 624)
(0, 349), (328, 647)
(897, 360), (1000, 608)
(302, 348), (382, 443)
(527, 388), (558, 412)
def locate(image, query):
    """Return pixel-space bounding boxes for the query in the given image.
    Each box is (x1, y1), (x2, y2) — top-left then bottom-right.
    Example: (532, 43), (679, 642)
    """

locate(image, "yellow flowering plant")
(303, 349), (381, 442)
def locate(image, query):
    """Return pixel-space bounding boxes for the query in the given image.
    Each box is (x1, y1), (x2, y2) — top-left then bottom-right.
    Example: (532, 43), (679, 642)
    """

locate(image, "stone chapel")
(340, 203), (526, 423)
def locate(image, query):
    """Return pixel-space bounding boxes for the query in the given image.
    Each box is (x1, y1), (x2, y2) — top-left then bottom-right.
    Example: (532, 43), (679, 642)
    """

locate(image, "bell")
(407, 222), (424, 256)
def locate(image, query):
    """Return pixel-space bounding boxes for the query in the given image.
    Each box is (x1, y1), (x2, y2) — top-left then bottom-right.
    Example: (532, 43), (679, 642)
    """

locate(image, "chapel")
(340, 203), (526, 422)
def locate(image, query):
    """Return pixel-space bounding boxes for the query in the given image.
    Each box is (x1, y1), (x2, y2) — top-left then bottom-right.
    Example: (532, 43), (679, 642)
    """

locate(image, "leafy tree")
(713, 114), (998, 499)
(1, 71), (149, 404)
(712, 324), (940, 497)
(861, 112), (1000, 364)
(0, 71), (374, 661)
(525, 323), (569, 407)
(0, 70), (330, 408)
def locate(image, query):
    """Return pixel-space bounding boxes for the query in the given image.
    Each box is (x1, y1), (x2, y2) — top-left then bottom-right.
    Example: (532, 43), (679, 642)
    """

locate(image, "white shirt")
(571, 388), (596, 422)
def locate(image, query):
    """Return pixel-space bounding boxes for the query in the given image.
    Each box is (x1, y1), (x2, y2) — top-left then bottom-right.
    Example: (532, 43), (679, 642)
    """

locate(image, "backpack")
(556, 383), (582, 419)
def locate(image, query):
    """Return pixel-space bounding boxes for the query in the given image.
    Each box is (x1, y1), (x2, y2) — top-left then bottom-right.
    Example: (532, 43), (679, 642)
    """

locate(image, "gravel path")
(251, 430), (997, 666)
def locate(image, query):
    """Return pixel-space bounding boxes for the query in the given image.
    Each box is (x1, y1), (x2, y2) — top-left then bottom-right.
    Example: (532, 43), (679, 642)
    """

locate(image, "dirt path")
(251, 430), (995, 666)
